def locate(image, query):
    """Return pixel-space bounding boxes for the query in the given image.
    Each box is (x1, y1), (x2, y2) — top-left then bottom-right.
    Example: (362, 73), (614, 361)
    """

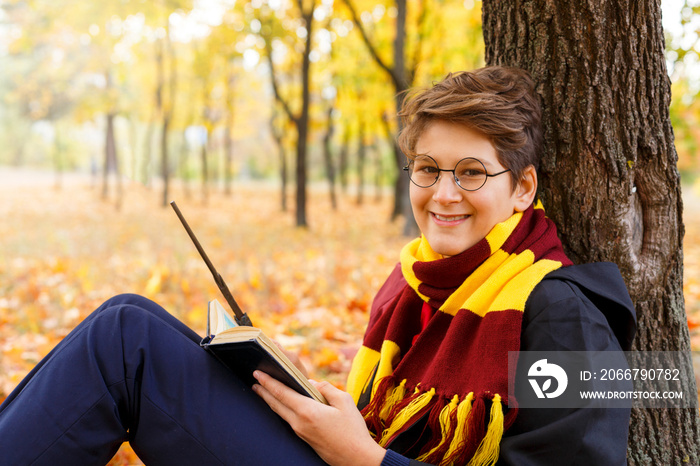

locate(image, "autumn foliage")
(1, 173), (699, 464)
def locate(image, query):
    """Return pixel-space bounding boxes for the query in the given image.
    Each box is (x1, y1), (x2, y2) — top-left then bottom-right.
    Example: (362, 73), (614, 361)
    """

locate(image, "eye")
(456, 158), (487, 178)
(412, 157), (438, 173)
(458, 167), (486, 177)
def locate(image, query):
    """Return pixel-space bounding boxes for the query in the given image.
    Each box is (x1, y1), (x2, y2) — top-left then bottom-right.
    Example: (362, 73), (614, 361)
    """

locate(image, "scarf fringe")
(468, 394), (504, 466)
(364, 379), (505, 465)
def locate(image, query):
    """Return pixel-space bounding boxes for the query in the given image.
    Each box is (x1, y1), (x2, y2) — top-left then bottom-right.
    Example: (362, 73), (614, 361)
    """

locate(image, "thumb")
(312, 380), (355, 408)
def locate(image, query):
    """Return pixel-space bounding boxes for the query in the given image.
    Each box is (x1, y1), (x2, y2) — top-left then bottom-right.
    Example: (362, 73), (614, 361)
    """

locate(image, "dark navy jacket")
(379, 262), (636, 466)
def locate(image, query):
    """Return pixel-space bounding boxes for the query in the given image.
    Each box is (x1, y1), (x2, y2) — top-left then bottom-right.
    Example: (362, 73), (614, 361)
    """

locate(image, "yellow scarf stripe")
(346, 346), (380, 403)
(490, 258), (563, 313)
(439, 249), (512, 316)
(400, 239), (432, 302)
(485, 211), (523, 254)
(373, 340), (401, 397)
(460, 251), (537, 317)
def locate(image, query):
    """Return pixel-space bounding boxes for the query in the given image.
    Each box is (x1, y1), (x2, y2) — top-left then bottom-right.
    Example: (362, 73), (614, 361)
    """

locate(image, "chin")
(431, 242), (468, 258)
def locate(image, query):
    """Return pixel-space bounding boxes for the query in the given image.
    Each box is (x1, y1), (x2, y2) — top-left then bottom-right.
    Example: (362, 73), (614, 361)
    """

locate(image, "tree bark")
(224, 65), (235, 197)
(322, 106), (338, 210)
(102, 112), (121, 210)
(482, 0), (699, 463)
(356, 118), (366, 206)
(200, 129), (209, 205)
(161, 31), (177, 208)
(261, 0), (316, 228)
(102, 113), (116, 200)
(294, 1), (314, 228)
(339, 126), (350, 194)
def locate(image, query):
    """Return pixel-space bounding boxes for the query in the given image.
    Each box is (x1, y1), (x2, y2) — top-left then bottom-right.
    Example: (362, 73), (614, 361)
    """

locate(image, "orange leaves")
(684, 187), (700, 352)
(0, 179), (406, 411)
(2, 175), (700, 464)
(313, 346), (341, 369)
(689, 316), (700, 331)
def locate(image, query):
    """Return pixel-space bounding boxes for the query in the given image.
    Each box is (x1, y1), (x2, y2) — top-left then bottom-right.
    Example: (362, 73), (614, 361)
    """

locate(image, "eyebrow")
(415, 153), (496, 168)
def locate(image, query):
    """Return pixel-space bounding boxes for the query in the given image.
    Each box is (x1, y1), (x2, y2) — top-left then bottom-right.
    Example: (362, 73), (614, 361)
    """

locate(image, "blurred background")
(0, 0), (699, 462)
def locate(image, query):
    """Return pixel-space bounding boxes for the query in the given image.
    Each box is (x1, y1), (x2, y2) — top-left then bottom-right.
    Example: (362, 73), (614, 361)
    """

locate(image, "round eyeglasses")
(403, 155), (511, 191)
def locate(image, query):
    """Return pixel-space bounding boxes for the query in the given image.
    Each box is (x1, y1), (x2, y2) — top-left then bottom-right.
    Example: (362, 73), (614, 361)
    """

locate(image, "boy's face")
(409, 120), (534, 257)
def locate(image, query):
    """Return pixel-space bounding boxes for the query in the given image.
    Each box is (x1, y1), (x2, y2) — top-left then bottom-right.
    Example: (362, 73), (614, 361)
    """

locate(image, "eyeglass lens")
(408, 156), (488, 191)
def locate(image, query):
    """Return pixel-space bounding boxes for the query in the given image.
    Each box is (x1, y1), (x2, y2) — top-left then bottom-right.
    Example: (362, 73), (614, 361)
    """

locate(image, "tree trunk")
(342, 0), (417, 234)
(339, 127), (350, 195)
(356, 119), (366, 206)
(161, 31), (177, 208)
(201, 130), (209, 205)
(322, 106), (338, 210)
(261, 0), (316, 228)
(155, 37), (166, 203)
(374, 143), (383, 202)
(141, 118), (155, 187)
(391, 1), (414, 233)
(294, 3), (315, 228)
(482, 0), (699, 463)
(102, 113), (115, 200)
(223, 62), (236, 197)
(102, 112), (121, 210)
(161, 114), (170, 207)
(278, 135), (289, 213)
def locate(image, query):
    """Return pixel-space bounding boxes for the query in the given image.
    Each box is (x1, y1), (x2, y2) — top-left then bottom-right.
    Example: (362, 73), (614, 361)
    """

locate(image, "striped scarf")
(347, 202), (571, 465)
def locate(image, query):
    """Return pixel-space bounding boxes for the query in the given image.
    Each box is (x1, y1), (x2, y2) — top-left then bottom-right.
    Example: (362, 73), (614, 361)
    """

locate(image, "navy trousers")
(0, 294), (326, 465)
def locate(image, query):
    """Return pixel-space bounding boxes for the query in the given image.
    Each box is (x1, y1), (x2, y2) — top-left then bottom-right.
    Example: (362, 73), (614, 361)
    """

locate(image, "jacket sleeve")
(497, 277), (632, 466)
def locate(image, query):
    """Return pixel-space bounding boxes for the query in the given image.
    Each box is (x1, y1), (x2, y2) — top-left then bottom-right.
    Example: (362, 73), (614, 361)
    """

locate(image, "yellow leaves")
(313, 346), (340, 369)
(143, 265), (170, 296)
(0, 179), (406, 412)
(184, 305), (207, 329)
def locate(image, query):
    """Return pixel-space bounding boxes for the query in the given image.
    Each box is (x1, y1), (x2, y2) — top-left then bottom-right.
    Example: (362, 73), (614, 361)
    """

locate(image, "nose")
(432, 172), (463, 204)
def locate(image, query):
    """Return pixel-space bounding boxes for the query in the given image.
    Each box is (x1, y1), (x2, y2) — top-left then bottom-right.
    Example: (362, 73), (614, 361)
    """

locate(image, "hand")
(252, 371), (385, 466)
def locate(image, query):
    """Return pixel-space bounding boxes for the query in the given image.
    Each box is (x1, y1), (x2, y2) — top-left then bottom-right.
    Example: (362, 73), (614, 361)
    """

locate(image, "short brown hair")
(398, 66), (543, 190)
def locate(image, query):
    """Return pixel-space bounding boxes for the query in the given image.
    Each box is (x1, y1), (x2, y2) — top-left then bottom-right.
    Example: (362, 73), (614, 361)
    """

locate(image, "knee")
(101, 293), (161, 312)
(94, 294), (167, 324)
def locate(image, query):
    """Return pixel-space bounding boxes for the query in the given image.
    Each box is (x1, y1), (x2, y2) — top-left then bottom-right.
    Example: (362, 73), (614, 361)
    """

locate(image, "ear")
(513, 165), (538, 212)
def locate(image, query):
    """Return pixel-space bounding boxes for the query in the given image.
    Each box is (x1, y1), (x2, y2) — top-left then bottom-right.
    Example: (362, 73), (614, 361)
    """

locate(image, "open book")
(170, 201), (327, 405)
(202, 299), (327, 404)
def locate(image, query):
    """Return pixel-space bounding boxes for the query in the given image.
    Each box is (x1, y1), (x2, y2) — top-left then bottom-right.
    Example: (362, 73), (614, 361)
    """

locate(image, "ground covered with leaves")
(1, 171), (699, 464)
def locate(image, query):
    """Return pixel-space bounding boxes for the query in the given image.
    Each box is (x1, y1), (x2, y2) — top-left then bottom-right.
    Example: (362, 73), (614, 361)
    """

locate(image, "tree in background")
(338, 0), (484, 233)
(666, 0), (700, 177)
(482, 0), (699, 462)
(340, 0), (425, 232)
(259, 0), (318, 228)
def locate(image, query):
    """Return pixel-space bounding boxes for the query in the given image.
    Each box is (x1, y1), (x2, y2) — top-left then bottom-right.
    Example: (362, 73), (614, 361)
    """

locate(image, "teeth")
(434, 214), (468, 221)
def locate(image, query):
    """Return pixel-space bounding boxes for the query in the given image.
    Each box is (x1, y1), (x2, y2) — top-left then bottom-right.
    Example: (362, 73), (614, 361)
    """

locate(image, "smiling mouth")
(433, 213), (470, 222)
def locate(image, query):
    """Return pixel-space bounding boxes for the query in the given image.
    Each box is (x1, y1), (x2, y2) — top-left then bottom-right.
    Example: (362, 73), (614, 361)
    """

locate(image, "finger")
(253, 382), (298, 423)
(252, 372), (298, 421)
(313, 381), (356, 409)
(253, 371), (312, 413)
